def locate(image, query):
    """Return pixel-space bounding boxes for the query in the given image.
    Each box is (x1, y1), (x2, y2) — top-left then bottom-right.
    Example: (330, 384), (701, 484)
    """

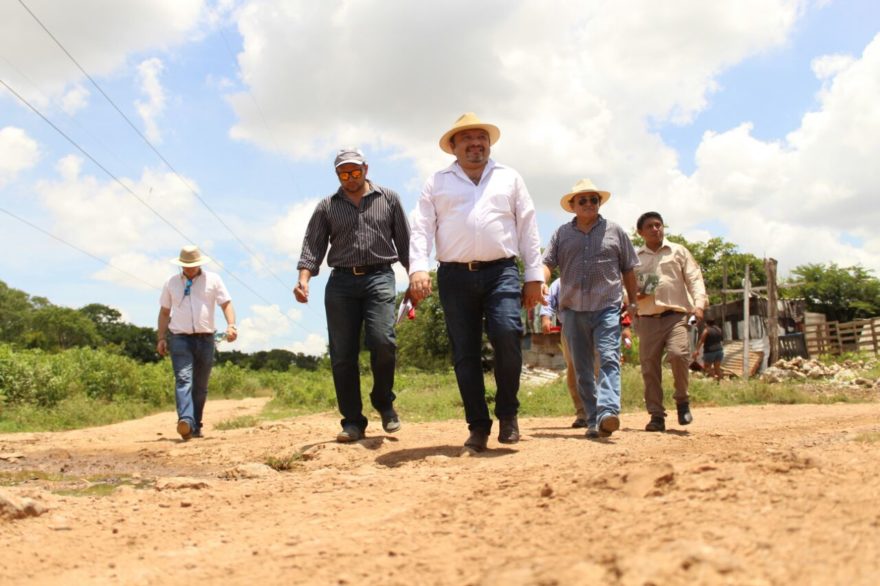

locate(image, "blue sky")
(1, 0), (879, 355)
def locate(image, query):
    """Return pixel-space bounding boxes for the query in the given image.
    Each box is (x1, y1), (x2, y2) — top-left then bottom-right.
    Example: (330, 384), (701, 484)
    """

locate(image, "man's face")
(182, 266), (201, 279)
(570, 192), (602, 223)
(638, 217), (665, 246)
(451, 129), (490, 166)
(336, 163), (367, 194)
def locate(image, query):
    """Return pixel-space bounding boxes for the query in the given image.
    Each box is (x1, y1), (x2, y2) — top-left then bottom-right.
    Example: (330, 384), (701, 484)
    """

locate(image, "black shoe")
(381, 409), (401, 433)
(645, 416), (666, 432)
(586, 424), (600, 439)
(464, 430), (489, 452)
(571, 418), (588, 429)
(498, 417), (520, 444)
(336, 425), (364, 443)
(598, 414), (620, 438)
(191, 429), (204, 439)
(177, 419), (192, 441)
(677, 402), (693, 426)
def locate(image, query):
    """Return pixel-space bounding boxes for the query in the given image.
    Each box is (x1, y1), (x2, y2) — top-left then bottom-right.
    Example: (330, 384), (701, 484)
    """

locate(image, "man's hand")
(540, 315), (552, 334)
(522, 281), (545, 308)
(693, 306), (704, 322)
(409, 271), (432, 303)
(156, 338), (167, 357)
(226, 325), (238, 343)
(293, 281), (309, 303)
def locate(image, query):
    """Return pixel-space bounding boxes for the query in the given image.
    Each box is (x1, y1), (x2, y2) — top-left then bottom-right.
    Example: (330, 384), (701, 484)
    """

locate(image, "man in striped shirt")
(543, 179), (640, 439)
(294, 148), (411, 443)
(409, 113), (545, 452)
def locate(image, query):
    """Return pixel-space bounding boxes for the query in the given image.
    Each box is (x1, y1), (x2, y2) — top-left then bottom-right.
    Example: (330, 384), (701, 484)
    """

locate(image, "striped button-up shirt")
(542, 216), (639, 312)
(297, 182), (410, 275)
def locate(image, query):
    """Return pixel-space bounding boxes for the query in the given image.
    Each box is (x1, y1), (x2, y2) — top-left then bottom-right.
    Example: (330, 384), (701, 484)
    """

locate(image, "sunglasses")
(184, 278), (193, 296)
(573, 195), (601, 207)
(337, 169), (364, 181)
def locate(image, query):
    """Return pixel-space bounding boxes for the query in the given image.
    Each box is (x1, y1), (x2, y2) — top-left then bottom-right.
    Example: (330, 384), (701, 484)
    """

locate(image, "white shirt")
(409, 159), (544, 282)
(159, 269), (231, 334)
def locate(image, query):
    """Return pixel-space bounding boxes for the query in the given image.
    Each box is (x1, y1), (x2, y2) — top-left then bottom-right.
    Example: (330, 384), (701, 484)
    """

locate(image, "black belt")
(334, 264), (391, 276)
(640, 309), (683, 318)
(440, 257), (515, 272)
(170, 332), (214, 337)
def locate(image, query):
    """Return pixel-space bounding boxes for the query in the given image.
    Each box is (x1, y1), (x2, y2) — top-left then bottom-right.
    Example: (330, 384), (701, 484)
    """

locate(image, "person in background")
(634, 211), (708, 432)
(294, 147), (411, 443)
(694, 318), (725, 381)
(157, 245), (237, 440)
(408, 113), (544, 452)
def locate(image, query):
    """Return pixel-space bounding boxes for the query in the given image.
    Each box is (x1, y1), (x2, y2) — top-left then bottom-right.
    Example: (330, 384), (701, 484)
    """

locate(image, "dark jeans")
(438, 259), (523, 433)
(325, 267), (397, 431)
(168, 333), (215, 433)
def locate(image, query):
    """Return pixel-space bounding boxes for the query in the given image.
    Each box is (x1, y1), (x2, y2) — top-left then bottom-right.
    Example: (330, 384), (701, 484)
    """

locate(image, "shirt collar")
(568, 214), (605, 229)
(441, 158), (498, 178)
(637, 239), (671, 254)
(333, 181), (379, 199)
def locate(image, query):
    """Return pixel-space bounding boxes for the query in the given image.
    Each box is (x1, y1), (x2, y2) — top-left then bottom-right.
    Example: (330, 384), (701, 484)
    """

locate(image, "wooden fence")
(803, 317), (880, 357)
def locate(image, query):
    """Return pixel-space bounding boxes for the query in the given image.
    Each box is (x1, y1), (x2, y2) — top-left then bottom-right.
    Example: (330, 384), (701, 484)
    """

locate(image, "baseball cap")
(334, 147), (366, 168)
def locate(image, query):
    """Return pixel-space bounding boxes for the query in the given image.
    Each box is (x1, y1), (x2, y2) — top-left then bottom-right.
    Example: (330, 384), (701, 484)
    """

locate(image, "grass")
(214, 414), (260, 430)
(0, 470), (151, 497)
(264, 452), (305, 471)
(854, 431), (880, 444)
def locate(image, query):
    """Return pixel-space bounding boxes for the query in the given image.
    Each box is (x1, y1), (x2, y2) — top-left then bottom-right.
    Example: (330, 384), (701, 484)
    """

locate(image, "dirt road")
(2, 399), (880, 585)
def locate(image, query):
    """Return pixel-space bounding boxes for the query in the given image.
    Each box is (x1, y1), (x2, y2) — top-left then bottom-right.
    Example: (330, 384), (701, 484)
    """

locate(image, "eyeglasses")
(573, 195), (601, 207)
(184, 278), (193, 296)
(337, 169), (364, 181)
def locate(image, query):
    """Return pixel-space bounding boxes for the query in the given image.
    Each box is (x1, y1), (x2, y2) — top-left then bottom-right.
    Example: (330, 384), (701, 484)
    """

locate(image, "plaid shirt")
(542, 216), (639, 312)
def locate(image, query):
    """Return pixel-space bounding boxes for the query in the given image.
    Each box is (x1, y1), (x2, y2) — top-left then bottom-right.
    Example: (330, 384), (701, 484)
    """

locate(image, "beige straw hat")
(559, 178), (611, 212)
(170, 245), (211, 267)
(438, 112), (500, 154)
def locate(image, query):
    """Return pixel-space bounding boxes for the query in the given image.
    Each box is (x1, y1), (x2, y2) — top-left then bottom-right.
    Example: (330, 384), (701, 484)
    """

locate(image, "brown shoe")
(464, 430), (489, 452)
(176, 419), (192, 441)
(498, 417), (520, 444)
(598, 414), (620, 438)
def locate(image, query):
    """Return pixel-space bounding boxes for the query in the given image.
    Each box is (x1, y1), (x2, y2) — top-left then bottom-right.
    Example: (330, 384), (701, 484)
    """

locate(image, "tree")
(79, 303), (160, 363)
(26, 306), (102, 351)
(785, 263), (880, 322)
(0, 280), (35, 344)
(395, 272), (452, 369)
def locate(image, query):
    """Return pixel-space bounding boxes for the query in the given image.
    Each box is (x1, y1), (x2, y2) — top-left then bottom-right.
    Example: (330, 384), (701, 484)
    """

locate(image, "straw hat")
(171, 245), (211, 267)
(559, 179), (611, 212)
(439, 112), (500, 154)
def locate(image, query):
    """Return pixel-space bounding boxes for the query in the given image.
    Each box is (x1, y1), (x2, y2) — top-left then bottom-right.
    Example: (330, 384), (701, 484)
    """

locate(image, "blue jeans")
(561, 306), (621, 427)
(438, 260), (523, 433)
(325, 267), (397, 431)
(169, 333), (215, 433)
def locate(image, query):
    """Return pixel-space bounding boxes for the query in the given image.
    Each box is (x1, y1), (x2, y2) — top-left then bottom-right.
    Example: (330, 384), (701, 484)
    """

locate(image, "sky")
(1, 0), (879, 356)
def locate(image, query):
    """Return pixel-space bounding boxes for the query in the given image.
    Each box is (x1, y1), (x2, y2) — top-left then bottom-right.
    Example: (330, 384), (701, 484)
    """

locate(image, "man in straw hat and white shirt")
(542, 180), (639, 438)
(157, 245), (237, 440)
(409, 113), (544, 452)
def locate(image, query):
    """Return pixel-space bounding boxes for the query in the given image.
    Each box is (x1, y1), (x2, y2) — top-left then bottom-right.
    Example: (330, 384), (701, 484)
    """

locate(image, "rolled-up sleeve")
(408, 178), (437, 275)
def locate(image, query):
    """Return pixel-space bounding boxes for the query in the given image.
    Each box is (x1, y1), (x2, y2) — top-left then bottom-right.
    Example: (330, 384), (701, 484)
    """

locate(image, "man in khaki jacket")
(634, 212), (707, 432)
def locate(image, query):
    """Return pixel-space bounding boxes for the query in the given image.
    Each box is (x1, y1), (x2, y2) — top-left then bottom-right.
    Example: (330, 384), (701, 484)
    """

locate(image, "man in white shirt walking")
(157, 245), (237, 440)
(409, 113), (544, 452)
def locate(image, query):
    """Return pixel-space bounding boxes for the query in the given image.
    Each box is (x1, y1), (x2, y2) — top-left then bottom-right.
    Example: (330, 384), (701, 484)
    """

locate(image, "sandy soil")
(1, 397), (880, 585)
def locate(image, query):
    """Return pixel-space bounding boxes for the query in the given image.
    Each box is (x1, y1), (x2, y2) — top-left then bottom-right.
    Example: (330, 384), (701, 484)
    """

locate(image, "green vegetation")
(214, 414), (260, 430)
(264, 452), (305, 471)
(854, 431), (880, 444)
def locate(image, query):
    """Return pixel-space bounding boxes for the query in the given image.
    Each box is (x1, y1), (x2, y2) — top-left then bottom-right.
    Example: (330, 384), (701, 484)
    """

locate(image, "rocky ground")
(2, 396), (880, 585)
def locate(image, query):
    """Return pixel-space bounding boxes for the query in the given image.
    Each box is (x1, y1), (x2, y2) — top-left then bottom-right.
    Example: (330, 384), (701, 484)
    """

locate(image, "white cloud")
(0, 126), (41, 186)
(235, 302), (309, 353)
(0, 1), (205, 108)
(688, 32), (880, 275)
(92, 252), (173, 291)
(136, 58), (167, 143)
(288, 333), (327, 357)
(60, 84), (90, 115)
(270, 198), (320, 259)
(36, 155), (201, 258)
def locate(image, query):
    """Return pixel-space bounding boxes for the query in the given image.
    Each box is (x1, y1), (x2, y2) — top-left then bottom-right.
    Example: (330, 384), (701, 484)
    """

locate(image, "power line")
(0, 207), (161, 291)
(16, 0), (295, 292)
(0, 77), (294, 320)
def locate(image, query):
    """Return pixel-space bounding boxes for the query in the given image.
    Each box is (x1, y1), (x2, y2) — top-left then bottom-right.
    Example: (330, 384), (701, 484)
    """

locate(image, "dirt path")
(2, 399), (880, 585)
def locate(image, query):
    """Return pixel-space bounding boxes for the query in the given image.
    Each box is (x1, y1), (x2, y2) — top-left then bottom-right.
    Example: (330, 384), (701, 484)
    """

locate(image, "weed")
(264, 452), (304, 471)
(214, 415), (260, 430)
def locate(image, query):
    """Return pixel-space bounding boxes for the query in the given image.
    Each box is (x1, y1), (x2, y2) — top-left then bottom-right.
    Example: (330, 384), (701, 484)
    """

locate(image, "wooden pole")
(743, 264), (750, 379)
(722, 263), (728, 340)
(765, 258), (779, 365)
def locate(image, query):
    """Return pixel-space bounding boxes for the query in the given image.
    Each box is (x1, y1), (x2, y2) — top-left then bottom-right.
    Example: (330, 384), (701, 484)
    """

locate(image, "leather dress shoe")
(645, 415), (666, 432)
(381, 409), (401, 433)
(464, 430), (489, 452)
(498, 417), (520, 444)
(571, 418), (588, 429)
(677, 402), (693, 425)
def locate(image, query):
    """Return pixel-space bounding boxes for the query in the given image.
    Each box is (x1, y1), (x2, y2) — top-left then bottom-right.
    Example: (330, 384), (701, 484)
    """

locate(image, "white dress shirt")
(159, 270), (231, 334)
(409, 159), (544, 282)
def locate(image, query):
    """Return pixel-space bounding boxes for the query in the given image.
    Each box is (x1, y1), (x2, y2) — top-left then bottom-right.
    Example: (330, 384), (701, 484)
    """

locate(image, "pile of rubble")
(761, 356), (880, 388)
